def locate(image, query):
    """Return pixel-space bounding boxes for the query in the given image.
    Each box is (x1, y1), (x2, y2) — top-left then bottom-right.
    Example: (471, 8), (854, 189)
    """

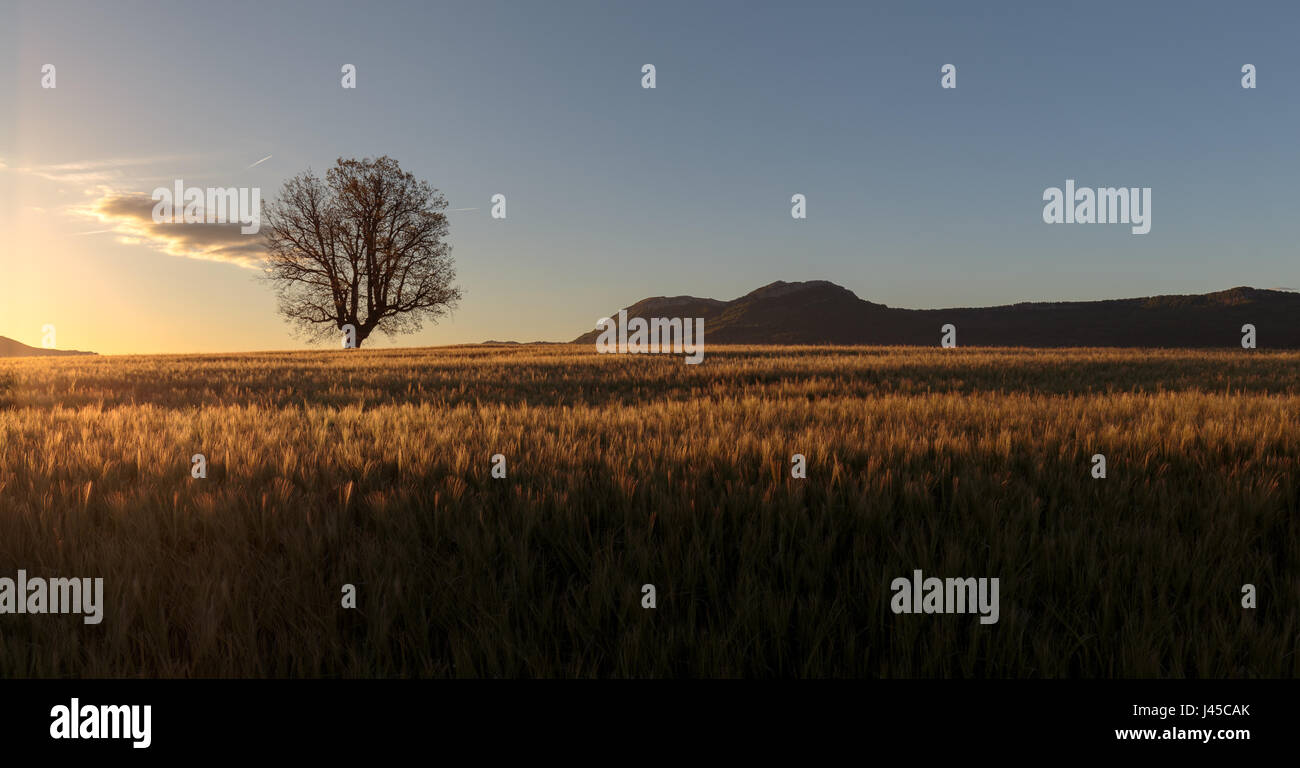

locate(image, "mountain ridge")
(571, 281), (1300, 347)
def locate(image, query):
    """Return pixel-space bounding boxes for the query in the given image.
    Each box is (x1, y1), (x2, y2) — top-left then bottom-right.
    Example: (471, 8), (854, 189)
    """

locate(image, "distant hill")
(572, 281), (1300, 347)
(0, 336), (96, 357)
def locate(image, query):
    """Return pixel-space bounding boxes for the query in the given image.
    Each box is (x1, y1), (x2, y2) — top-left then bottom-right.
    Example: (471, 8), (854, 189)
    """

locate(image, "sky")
(1, 0), (1298, 354)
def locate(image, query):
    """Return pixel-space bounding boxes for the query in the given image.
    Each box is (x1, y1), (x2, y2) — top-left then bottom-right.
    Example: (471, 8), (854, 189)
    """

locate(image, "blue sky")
(1, 0), (1297, 353)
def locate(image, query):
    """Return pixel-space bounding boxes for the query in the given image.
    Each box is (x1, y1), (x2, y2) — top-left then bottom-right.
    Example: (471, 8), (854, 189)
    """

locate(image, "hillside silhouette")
(573, 281), (1300, 347)
(0, 336), (96, 357)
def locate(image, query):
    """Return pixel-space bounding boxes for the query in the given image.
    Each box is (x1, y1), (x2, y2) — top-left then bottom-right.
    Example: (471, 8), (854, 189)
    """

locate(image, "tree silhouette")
(263, 156), (461, 348)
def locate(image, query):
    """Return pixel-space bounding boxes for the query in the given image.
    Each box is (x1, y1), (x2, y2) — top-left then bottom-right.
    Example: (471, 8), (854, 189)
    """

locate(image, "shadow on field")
(4, 346), (1299, 410)
(1, 346), (1296, 677)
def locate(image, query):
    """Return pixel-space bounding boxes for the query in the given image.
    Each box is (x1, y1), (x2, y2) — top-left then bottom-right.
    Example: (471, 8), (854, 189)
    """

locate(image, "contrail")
(450, 207), (479, 212)
(245, 154), (273, 169)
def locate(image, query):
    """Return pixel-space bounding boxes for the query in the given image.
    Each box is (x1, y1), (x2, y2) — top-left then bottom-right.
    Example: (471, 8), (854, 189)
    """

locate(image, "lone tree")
(263, 156), (461, 348)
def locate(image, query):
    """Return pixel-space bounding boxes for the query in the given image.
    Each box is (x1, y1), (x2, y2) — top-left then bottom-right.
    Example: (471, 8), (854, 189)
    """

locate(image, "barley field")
(0, 345), (1296, 677)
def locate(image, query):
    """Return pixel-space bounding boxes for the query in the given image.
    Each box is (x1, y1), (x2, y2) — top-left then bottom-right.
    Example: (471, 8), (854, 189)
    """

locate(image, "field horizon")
(10, 280), (1300, 356)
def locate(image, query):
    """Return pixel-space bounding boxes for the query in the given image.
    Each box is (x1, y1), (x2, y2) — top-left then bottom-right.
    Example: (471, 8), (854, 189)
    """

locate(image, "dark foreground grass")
(0, 345), (1296, 677)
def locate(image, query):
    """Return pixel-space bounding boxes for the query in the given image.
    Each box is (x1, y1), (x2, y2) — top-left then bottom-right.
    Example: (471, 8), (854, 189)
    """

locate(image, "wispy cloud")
(0, 155), (194, 185)
(0, 154), (200, 186)
(72, 192), (265, 269)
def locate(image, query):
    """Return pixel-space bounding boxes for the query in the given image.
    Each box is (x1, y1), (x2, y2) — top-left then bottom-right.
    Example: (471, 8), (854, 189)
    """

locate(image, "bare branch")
(261, 157), (461, 347)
